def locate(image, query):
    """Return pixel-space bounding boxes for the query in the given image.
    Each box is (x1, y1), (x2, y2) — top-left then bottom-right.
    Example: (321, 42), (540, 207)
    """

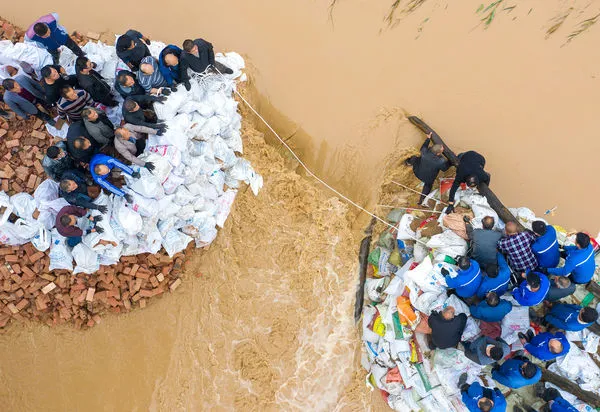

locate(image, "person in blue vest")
(519, 330), (570, 361)
(541, 388), (578, 412)
(459, 377), (506, 412)
(531, 221), (560, 269)
(90, 154), (139, 199)
(544, 233), (596, 284)
(544, 304), (598, 331)
(512, 271), (549, 306)
(476, 254), (511, 299)
(470, 292), (512, 322)
(491, 356), (541, 389)
(25, 13), (85, 65)
(446, 257), (483, 298)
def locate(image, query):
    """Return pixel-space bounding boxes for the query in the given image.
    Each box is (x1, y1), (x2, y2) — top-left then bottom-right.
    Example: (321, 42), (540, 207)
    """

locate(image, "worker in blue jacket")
(541, 388), (578, 412)
(512, 271), (549, 306)
(519, 330), (570, 361)
(25, 13), (85, 64)
(90, 154), (139, 198)
(491, 357), (541, 389)
(446, 257), (482, 298)
(531, 221), (560, 269)
(470, 292), (512, 322)
(158, 45), (183, 86)
(460, 379), (506, 412)
(476, 254), (511, 299)
(544, 304), (598, 331)
(545, 233), (596, 284)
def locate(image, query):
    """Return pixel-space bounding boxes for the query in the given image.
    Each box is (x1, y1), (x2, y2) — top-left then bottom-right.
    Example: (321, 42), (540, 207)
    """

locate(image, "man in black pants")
(446, 150), (491, 213)
(405, 132), (451, 206)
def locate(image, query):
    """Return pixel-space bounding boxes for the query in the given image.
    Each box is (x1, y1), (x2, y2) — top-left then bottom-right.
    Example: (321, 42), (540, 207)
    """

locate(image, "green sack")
(368, 247), (381, 266)
(387, 208), (405, 224)
(378, 231), (396, 250)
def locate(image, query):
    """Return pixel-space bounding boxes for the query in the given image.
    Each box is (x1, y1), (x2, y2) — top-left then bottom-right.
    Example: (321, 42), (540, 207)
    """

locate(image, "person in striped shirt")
(57, 85), (94, 123)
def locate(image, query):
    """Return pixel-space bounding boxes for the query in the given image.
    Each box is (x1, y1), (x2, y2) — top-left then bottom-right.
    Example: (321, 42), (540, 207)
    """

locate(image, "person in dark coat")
(405, 133), (450, 206)
(25, 13), (85, 64)
(41, 64), (78, 105)
(82, 107), (114, 147)
(159, 45), (183, 86)
(180, 38), (233, 90)
(462, 334), (510, 366)
(446, 151), (490, 213)
(427, 306), (467, 349)
(58, 169), (107, 213)
(122, 96), (167, 132)
(114, 70), (145, 98)
(42, 142), (74, 181)
(66, 121), (101, 164)
(546, 276), (576, 302)
(55, 205), (103, 247)
(75, 57), (117, 107)
(2, 77), (55, 125)
(465, 216), (503, 269)
(116, 29), (151, 70)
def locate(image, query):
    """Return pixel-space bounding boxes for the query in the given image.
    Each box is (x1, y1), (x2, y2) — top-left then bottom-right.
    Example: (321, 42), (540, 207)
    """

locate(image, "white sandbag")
(550, 344), (600, 392)
(404, 256), (447, 293)
(161, 228), (193, 257)
(126, 168), (165, 200)
(140, 226), (162, 254)
(128, 191), (159, 217)
(147, 145), (182, 167)
(153, 86), (189, 120)
(162, 173), (186, 195)
(432, 348), (484, 396)
(114, 198), (143, 236)
(45, 117), (69, 138)
(138, 152), (172, 183)
(31, 226), (51, 252)
(215, 190), (237, 227)
(444, 294), (470, 315)
(461, 317), (481, 341)
(508, 207), (545, 230)
(501, 301), (530, 345)
(48, 229), (74, 271)
(426, 230), (468, 258)
(212, 137), (237, 168)
(174, 186), (194, 206)
(72, 243), (100, 275)
(396, 214), (416, 241)
(10, 192), (37, 220)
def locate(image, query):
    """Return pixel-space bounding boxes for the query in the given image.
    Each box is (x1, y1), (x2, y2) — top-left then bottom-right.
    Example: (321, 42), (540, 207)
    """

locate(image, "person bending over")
(114, 126), (156, 169)
(512, 271), (550, 306)
(446, 150), (490, 213)
(114, 70), (145, 98)
(544, 233), (596, 284)
(518, 330), (570, 361)
(41, 64), (78, 105)
(470, 291), (512, 322)
(445, 257), (482, 298)
(476, 255), (511, 299)
(59, 169), (107, 213)
(497, 221), (537, 273)
(531, 221), (560, 269)
(115, 29), (151, 70)
(465, 216), (503, 269)
(90, 154), (139, 199)
(544, 304), (598, 332)
(427, 306), (467, 349)
(462, 334), (510, 366)
(55, 205), (103, 247)
(122, 96), (167, 132)
(180, 38), (233, 90)
(458, 377), (506, 412)
(75, 57), (118, 107)
(491, 356), (541, 389)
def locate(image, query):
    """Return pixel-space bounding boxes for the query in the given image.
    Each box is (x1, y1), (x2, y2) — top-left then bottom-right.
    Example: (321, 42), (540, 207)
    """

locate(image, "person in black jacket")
(405, 133), (451, 206)
(446, 151), (491, 213)
(427, 306), (467, 349)
(41, 64), (78, 105)
(180, 38), (233, 90)
(59, 169), (107, 213)
(116, 29), (151, 70)
(66, 121), (101, 164)
(122, 96), (167, 133)
(75, 57), (117, 107)
(114, 70), (145, 98)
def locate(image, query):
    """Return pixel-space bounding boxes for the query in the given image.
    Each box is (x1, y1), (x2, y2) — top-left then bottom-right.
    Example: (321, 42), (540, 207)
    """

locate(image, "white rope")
(391, 180), (449, 206)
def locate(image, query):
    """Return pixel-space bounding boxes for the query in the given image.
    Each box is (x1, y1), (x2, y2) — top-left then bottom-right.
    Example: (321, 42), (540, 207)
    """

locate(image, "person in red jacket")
(55, 205), (103, 247)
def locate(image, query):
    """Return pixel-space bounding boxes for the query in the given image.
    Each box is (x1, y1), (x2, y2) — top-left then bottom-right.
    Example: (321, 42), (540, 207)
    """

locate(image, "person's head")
(520, 362), (537, 379)
(123, 99), (139, 112)
(482, 216), (495, 230)
(182, 39), (197, 53)
(139, 62), (154, 75)
(114, 127), (131, 140)
(542, 387), (560, 402)
(60, 86), (77, 100)
(73, 136), (91, 150)
(41, 65), (59, 81)
(555, 276), (571, 289)
(2, 78), (18, 92)
(477, 398), (493, 412)
(33, 22), (50, 38)
(82, 108), (98, 122)
(431, 144), (444, 156)
(580, 307), (598, 324)
(532, 221), (547, 236)
(75, 56), (93, 73)
(457, 256), (471, 271)
(465, 175), (479, 188)
(46, 145), (65, 160)
(59, 214), (77, 227)
(486, 264), (499, 278)
(94, 164), (110, 176)
(441, 306), (455, 320)
(548, 338), (564, 354)
(116, 35), (134, 52)
(576, 232), (591, 249)
(118, 72), (135, 87)
(59, 179), (77, 192)
(5, 65), (18, 77)
(489, 345), (504, 361)
(486, 291), (499, 307)
(526, 272), (541, 291)
(440, 267), (450, 277)
(505, 221), (518, 235)
(164, 52), (179, 67)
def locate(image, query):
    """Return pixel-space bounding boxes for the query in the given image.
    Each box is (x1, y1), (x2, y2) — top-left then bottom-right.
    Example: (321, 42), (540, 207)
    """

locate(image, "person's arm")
(4, 95), (30, 119)
(469, 304), (481, 320)
(491, 368), (510, 387)
(457, 313), (467, 331)
(465, 222), (474, 240)
(547, 257), (575, 277)
(25, 76), (45, 99)
(419, 138), (430, 154)
(497, 238), (507, 254)
(125, 123), (158, 135)
(95, 174), (127, 197)
(115, 140), (145, 166)
(72, 193), (101, 210)
(107, 157), (134, 176)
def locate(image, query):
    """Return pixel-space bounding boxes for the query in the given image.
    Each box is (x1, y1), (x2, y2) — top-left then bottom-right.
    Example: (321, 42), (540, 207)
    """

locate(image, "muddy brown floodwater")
(1, 0), (600, 411)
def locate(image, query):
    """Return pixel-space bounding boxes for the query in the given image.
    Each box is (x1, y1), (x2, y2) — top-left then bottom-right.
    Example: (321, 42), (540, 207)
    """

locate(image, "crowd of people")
(0, 13), (232, 249)
(405, 136), (598, 411)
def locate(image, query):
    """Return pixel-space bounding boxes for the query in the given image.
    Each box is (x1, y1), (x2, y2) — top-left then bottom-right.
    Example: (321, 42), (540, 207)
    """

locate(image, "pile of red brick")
(0, 18), (192, 329)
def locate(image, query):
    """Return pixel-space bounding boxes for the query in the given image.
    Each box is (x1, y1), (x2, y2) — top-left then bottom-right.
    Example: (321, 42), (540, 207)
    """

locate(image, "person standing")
(476, 254), (511, 299)
(512, 272), (550, 306)
(465, 216), (503, 269)
(469, 292), (512, 322)
(180, 38), (233, 89)
(446, 151), (490, 213)
(491, 357), (541, 389)
(115, 30), (152, 70)
(497, 222), (538, 272)
(1, 77), (55, 125)
(113, 126), (156, 169)
(462, 335), (510, 366)
(25, 13), (84, 65)
(59, 169), (107, 213)
(55, 205), (103, 247)
(445, 257), (483, 298)
(81, 107), (115, 147)
(114, 70), (145, 98)
(404, 133), (450, 206)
